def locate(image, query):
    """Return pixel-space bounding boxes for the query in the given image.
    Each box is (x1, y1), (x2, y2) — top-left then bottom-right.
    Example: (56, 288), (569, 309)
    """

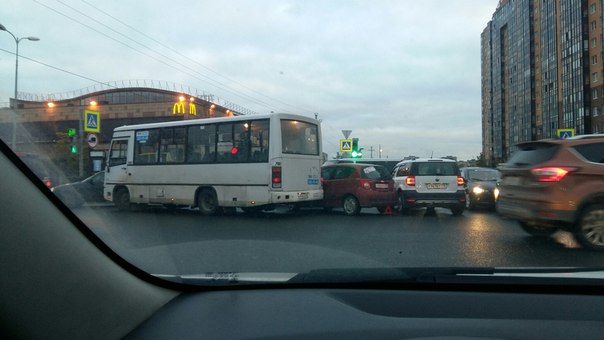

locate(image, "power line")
(0, 47), (108, 85)
(79, 0), (317, 115)
(34, 0), (286, 113)
(3, 2), (342, 148)
(0, 46), (342, 151)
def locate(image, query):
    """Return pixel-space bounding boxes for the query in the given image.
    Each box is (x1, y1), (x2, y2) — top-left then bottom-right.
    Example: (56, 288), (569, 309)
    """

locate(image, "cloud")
(0, 0), (498, 161)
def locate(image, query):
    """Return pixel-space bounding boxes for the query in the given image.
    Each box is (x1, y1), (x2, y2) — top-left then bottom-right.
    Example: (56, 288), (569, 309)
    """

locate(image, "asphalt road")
(74, 205), (604, 276)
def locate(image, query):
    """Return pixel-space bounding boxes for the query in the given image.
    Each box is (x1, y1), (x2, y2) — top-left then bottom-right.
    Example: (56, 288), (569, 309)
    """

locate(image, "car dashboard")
(128, 286), (604, 339)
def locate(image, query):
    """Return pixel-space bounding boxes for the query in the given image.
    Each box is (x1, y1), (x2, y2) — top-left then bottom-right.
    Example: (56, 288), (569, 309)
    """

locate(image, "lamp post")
(0, 23), (40, 150)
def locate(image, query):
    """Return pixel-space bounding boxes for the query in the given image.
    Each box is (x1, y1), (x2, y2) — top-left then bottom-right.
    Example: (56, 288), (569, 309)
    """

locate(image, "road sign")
(340, 139), (353, 152)
(84, 110), (100, 132)
(342, 130), (352, 139)
(557, 128), (574, 139)
(87, 133), (98, 148)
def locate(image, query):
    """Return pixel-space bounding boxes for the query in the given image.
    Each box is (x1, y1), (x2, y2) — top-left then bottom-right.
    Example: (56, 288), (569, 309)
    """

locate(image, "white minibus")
(104, 113), (323, 214)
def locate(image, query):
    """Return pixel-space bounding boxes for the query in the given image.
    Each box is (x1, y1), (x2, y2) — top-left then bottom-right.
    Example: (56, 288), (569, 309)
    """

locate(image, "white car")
(392, 158), (466, 215)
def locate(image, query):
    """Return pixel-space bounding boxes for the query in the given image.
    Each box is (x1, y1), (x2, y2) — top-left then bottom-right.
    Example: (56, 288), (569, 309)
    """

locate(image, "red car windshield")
(360, 165), (391, 180)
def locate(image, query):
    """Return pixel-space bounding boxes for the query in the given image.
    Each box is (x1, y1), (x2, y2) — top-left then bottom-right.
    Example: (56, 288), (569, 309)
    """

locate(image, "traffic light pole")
(79, 109), (84, 177)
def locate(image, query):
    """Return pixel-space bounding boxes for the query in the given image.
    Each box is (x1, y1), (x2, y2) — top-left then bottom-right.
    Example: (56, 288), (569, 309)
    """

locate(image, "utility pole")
(368, 146), (374, 158)
(79, 109), (84, 177)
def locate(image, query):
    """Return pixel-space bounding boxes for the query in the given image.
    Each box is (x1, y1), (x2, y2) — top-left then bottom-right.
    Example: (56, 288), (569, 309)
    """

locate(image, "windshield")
(360, 165), (391, 180)
(414, 162), (458, 176)
(281, 120), (319, 155)
(467, 169), (500, 181)
(505, 143), (560, 167)
(4, 0), (604, 287)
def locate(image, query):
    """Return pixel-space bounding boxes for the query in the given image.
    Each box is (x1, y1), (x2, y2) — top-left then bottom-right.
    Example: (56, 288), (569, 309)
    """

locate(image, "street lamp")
(0, 23), (40, 150)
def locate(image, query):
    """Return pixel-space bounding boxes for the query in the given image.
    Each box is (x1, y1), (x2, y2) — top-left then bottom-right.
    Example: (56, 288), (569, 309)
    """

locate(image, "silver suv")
(392, 158), (465, 215)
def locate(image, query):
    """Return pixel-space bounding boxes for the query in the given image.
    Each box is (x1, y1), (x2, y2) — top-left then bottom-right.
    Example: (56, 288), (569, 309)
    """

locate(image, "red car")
(321, 163), (397, 215)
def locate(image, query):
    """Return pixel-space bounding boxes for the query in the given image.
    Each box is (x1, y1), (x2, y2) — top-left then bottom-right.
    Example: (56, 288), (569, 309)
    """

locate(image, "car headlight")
(493, 187), (500, 200)
(472, 186), (485, 195)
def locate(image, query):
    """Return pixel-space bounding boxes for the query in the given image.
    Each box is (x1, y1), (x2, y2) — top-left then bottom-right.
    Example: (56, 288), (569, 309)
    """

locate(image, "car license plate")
(375, 183), (388, 189)
(426, 183), (448, 189)
(297, 192), (309, 200)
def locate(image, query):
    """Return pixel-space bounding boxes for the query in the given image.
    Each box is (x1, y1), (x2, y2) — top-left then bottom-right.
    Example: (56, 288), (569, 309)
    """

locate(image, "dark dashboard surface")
(128, 287), (604, 339)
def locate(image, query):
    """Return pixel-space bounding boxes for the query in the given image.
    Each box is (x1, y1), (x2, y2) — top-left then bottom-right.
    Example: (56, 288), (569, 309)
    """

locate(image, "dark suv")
(497, 135), (604, 250)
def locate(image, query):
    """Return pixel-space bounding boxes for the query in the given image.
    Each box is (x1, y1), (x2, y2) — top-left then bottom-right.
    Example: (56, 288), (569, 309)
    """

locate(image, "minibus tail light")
(272, 166), (282, 188)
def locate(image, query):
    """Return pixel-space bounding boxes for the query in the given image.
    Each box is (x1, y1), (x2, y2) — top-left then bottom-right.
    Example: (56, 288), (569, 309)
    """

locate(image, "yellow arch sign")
(172, 101), (197, 116)
(173, 102), (185, 114)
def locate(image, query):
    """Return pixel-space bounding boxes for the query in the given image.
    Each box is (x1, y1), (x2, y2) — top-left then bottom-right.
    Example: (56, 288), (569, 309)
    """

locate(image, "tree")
(476, 152), (488, 167)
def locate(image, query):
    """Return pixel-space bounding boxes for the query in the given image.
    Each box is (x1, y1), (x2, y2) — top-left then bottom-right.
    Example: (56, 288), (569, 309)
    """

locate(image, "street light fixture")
(0, 23), (40, 150)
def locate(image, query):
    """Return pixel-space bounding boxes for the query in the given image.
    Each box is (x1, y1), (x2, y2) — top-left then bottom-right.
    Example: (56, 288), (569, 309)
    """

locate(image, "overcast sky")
(1, 0), (499, 160)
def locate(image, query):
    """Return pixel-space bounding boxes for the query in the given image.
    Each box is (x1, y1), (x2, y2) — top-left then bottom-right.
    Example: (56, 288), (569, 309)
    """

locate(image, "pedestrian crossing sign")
(556, 128), (574, 139)
(84, 110), (100, 132)
(340, 139), (353, 152)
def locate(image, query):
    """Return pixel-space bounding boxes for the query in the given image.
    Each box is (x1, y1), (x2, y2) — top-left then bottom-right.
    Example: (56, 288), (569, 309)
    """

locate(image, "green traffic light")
(70, 145), (77, 154)
(68, 128), (76, 137)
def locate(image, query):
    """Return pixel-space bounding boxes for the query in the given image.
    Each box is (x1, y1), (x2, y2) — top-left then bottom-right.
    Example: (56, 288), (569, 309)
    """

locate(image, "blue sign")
(557, 129), (574, 139)
(84, 110), (100, 132)
(340, 139), (352, 152)
(307, 178), (320, 185)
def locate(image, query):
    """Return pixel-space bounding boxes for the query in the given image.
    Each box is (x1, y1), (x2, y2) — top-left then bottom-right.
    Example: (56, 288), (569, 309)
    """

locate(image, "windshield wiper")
(287, 267), (496, 284)
(153, 272), (297, 285)
(287, 267), (604, 286)
(153, 267), (604, 287)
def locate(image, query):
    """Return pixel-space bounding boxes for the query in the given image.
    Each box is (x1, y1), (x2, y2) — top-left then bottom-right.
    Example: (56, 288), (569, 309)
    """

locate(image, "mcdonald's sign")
(173, 102), (185, 115)
(172, 98), (198, 116)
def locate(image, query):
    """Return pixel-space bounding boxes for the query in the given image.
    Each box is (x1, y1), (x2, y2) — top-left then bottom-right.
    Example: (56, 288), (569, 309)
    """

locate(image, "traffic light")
(351, 138), (362, 158)
(68, 128), (77, 154)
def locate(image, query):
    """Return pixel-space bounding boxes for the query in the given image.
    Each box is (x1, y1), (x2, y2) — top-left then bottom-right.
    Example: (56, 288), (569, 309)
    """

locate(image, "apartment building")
(482, 0), (604, 165)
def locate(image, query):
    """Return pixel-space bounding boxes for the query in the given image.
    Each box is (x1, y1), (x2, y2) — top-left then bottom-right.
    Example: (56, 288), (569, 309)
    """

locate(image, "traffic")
(43, 116), (604, 251)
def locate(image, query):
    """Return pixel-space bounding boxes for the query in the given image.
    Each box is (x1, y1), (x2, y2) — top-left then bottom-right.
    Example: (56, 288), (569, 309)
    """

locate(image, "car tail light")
(530, 167), (577, 182)
(360, 179), (371, 190)
(457, 176), (465, 186)
(405, 176), (416, 186)
(272, 166), (282, 188)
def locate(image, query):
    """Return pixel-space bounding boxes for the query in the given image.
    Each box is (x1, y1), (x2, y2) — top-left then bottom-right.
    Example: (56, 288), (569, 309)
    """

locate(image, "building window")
(593, 55), (598, 65)
(591, 3), (597, 13)
(592, 21), (597, 31)
(593, 72), (599, 82)
(593, 89), (599, 99)
(592, 38), (597, 48)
